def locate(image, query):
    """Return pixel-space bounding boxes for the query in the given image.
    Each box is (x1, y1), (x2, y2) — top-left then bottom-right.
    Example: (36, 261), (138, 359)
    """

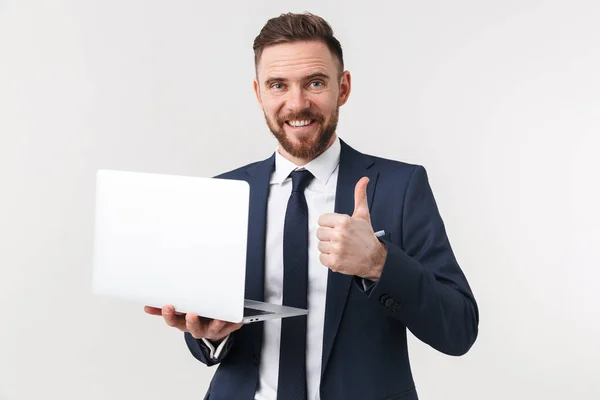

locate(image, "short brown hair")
(253, 12), (344, 76)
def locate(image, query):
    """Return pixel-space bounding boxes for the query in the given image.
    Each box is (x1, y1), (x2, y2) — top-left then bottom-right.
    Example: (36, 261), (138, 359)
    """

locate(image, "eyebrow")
(264, 72), (331, 87)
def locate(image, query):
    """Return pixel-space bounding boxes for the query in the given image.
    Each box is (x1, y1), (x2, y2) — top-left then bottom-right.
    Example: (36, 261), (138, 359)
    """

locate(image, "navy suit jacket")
(185, 139), (479, 400)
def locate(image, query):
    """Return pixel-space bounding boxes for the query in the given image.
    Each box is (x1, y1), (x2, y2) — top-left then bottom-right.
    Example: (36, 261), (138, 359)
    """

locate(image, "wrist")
(363, 242), (387, 281)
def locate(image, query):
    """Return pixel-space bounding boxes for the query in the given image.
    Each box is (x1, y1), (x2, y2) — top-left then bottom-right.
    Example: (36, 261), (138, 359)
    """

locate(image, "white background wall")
(1, 0), (599, 399)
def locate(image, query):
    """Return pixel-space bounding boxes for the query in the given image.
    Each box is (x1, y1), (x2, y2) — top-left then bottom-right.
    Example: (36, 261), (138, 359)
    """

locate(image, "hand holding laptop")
(144, 305), (243, 342)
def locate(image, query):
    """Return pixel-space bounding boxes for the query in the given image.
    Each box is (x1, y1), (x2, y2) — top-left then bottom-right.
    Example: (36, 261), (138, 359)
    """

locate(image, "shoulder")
(368, 154), (429, 193)
(369, 153), (423, 175)
(213, 156), (273, 181)
(342, 140), (424, 178)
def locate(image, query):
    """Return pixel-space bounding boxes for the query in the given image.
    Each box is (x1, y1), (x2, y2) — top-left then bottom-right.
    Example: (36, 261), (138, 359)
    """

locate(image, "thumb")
(352, 177), (371, 221)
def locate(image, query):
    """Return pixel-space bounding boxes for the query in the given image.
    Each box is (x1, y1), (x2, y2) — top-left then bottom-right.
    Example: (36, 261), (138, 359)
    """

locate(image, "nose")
(285, 85), (310, 113)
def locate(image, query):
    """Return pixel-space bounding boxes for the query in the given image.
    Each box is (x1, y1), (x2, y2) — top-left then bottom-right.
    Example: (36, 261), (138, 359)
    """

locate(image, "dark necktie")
(277, 169), (314, 400)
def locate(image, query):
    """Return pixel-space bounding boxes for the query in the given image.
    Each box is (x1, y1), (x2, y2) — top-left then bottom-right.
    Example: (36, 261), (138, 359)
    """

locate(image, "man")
(145, 12), (478, 400)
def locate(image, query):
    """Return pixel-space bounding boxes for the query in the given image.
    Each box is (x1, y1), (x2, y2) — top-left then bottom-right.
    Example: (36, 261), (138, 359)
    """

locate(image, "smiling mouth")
(285, 119), (315, 128)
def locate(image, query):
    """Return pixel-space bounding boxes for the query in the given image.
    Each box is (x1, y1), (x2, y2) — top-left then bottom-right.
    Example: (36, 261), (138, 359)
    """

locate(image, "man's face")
(253, 40), (351, 162)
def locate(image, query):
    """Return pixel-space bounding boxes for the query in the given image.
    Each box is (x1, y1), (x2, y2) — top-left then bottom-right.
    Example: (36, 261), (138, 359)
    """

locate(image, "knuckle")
(190, 330), (201, 338)
(185, 314), (197, 328)
(334, 243), (343, 255)
(187, 319), (203, 338)
(187, 324), (200, 338)
(207, 321), (223, 337)
(342, 215), (352, 227)
(185, 313), (195, 323)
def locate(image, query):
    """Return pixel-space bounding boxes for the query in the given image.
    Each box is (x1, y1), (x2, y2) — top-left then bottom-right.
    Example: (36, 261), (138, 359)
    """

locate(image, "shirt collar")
(270, 137), (341, 186)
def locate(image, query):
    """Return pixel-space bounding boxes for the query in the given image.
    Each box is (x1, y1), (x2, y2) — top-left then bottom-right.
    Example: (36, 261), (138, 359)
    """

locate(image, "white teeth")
(289, 120), (312, 127)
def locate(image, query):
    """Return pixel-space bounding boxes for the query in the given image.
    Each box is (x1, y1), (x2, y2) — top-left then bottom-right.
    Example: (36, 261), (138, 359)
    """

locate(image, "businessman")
(145, 12), (479, 400)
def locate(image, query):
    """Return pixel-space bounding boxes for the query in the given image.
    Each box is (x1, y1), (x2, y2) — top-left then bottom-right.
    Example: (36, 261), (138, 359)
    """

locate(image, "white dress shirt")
(254, 137), (340, 400)
(203, 137), (341, 400)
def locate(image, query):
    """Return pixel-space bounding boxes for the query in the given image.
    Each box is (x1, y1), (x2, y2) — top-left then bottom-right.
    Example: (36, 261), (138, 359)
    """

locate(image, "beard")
(264, 106), (339, 161)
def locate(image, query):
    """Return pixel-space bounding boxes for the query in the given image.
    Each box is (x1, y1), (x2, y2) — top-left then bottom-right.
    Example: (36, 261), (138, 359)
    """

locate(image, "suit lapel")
(245, 153), (274, 356)
(321, 139), (378, 377)
(245, 154), (275, 301)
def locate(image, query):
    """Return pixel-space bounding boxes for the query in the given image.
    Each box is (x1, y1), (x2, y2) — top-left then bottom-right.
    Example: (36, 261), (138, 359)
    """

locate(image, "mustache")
(277, 109), (324, 125)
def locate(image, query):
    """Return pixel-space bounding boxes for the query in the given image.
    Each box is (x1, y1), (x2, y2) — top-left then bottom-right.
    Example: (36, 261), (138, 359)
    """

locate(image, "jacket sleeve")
(184, 332), (236, 367)
(368, 165), (479, 356)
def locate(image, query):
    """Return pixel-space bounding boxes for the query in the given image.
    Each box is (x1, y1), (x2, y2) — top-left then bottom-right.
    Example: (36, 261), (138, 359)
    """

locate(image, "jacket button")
(385, 298), (395, 308)
(393, 302), (401, 312)
(380, 294), (390, 305)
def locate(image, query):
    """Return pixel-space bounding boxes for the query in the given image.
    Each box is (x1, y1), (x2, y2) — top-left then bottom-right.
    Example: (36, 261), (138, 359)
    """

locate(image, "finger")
(206, 319), (227, 338)
(316, 226), (338, 241)
(318, 213), (351, 229)
(208, 321), (245, 340)
(318, 240), (337, 254)
(185, 313), (207, 338)
(319, 252), (337, 271)
(162, 305), (187, 331)
(352, 177), (370, 221)
(144, 306), (163, 316)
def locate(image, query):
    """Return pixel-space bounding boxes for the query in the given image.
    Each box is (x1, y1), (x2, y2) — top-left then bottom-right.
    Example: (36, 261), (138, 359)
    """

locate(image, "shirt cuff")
(201, 334), (230, 360)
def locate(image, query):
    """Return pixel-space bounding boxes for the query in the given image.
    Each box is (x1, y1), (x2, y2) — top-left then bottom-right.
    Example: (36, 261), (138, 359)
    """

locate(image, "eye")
(271, 83), (284, 90)
(310, 81), (324, 88)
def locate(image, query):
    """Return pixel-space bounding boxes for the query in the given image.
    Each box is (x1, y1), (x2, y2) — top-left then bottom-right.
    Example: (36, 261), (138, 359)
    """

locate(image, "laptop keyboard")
(243, 307), (275, 317)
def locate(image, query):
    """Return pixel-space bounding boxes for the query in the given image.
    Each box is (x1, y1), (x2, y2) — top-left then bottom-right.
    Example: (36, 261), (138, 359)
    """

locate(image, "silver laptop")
(92, 169), (308, 323)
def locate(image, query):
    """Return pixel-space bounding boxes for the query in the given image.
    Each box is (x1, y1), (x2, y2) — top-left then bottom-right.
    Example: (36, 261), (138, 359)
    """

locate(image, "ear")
(253, 78), (264, 110)
(338, 70), (351, 107)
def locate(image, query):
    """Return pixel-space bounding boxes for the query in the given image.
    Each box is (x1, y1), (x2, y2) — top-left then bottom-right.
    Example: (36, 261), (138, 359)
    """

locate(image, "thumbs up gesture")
(317, 177), (387, 280)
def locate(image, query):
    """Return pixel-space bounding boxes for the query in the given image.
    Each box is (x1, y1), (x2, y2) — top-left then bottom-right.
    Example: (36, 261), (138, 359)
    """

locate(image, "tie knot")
(290, 169), (314, 192)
